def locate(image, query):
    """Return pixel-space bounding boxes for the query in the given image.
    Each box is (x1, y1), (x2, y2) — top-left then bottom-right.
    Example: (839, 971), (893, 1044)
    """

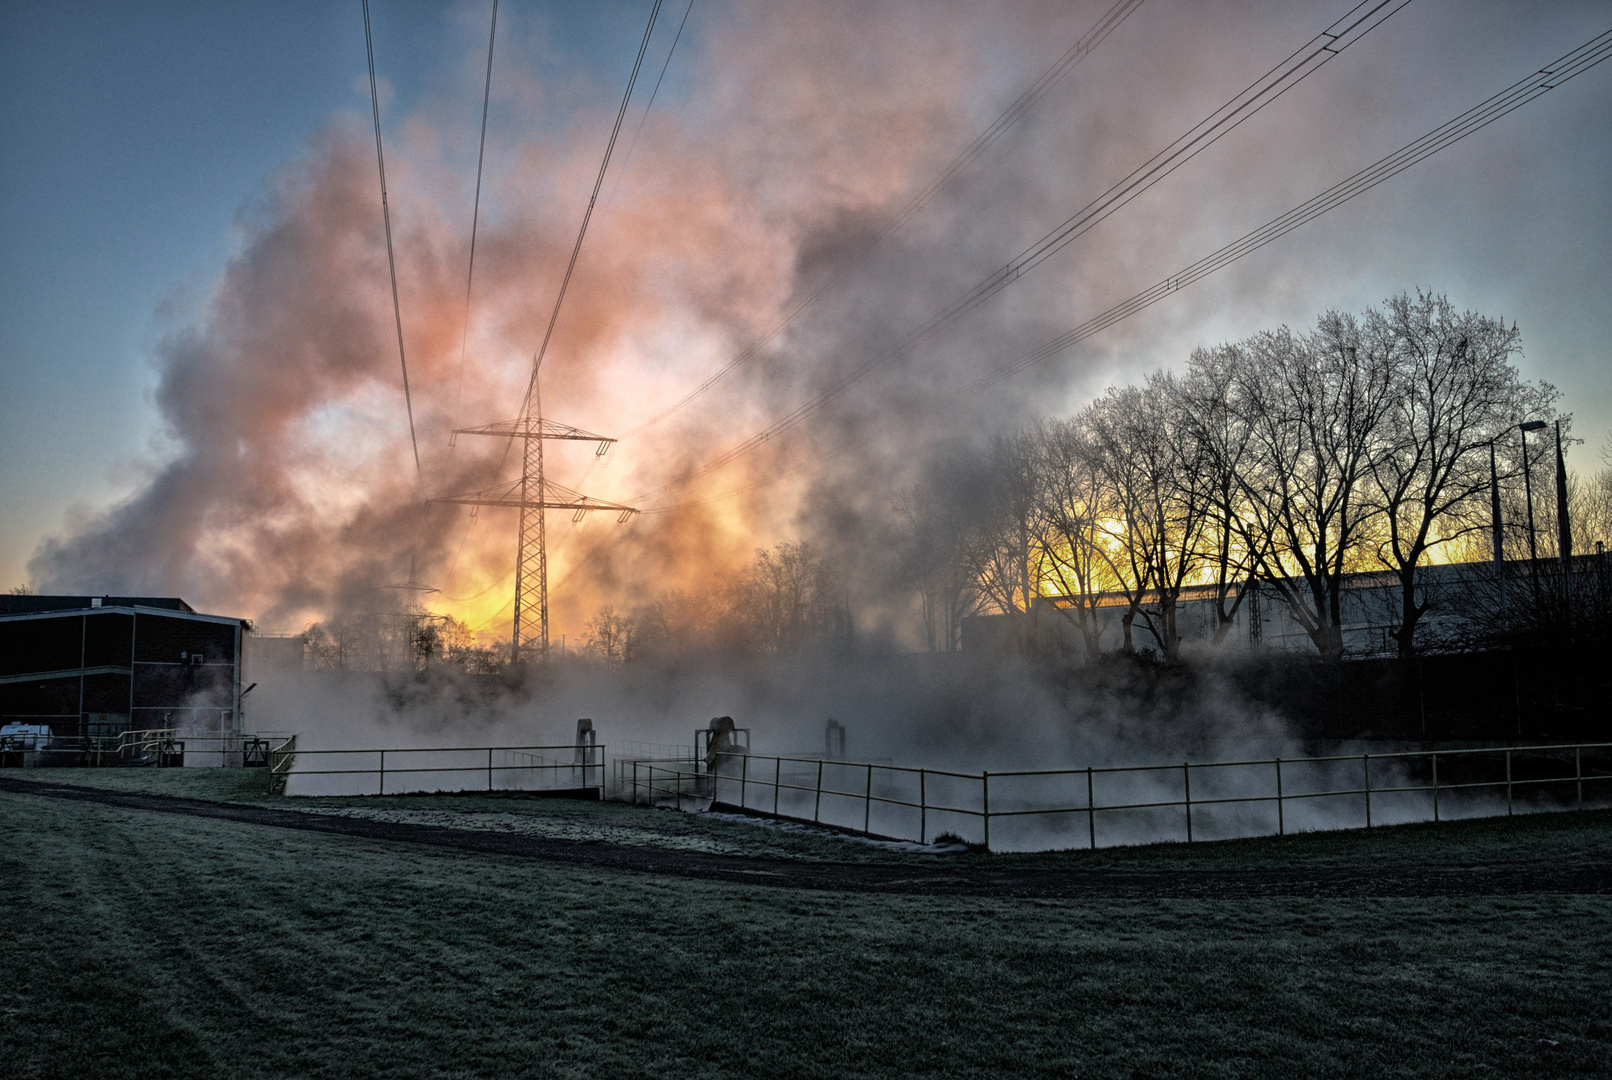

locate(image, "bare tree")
(895, 478), (982, 651)
(1181, 345), (1264, 645)
(964, 433), (1050, 648)
(733, 542), (844, 652)
(1232, 314), (1395, 660)
(1366, 292), (1529, 658)
(1027, 417), (1113, 658)
(1080, 377), (1214, 659)
(583, 606), (634, 662)
(1571, 438), (1612, 553)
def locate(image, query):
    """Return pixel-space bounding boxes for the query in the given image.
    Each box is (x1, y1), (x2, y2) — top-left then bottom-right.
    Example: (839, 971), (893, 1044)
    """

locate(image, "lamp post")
(1488, 440), (1507, 629)
(1554, 420), (1573, 571)
(1520, 420), (1547, 600)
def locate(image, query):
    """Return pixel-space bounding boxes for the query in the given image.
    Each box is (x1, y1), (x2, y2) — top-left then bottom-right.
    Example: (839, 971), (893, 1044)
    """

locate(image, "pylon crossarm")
(430, 484), (638, 516)
(451, 416), (614, 445)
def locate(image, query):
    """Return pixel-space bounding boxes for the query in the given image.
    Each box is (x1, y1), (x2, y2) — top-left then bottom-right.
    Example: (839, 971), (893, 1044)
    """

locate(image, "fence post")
(1431, 753), (1439, 823)
(920, 769), (927, 845)
(1275, 757), (1284, 837)
(488, 747), (494, 792)
(982, 771), (990, 852)
(675, 766), (682, 811)
(1576, 747), (1583, 810)
(379, 749), (385, 796)
(814, 760), (823, 823)
(633, 760), (639, 804)
(1363, 754), (1371, 828)
(1506, 750), (1513, 816)
(740, 752), (748, 810)
(1183, 762), (1192, 843)
(864, 763), (873, 835)
(773, 758), (780, 816)
(1087, 766), (1096, 850)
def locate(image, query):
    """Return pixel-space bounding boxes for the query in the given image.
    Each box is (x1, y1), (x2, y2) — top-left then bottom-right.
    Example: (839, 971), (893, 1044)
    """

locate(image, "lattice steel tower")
(435, 402), (636, 663)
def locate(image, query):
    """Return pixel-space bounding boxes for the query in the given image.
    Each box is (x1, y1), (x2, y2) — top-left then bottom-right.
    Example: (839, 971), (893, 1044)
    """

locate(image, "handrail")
(272, 742), (607, 796)
(668, 741), (1612, 852)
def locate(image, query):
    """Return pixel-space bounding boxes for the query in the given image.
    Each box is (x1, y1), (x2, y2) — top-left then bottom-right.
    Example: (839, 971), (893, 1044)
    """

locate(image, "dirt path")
(4, 775), (1608, 899)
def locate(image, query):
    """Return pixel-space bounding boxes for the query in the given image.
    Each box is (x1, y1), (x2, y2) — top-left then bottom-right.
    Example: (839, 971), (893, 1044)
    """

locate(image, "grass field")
(2, 771), (1610, 1079)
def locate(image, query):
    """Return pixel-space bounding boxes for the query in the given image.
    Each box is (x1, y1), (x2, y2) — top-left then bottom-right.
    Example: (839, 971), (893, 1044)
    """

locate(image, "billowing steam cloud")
(28, 0), (1595, 644)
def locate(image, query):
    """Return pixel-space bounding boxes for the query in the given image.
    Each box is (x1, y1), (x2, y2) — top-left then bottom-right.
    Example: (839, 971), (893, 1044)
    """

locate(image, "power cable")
(638, 26), (1612, 514)
(606, 0), (696, 207)
(362, 0), (424, 485)
(631, 0), (1412, 501)
(518, 0), (664, 417)
(620, 0), (1146, 438)
(453, 0), (499, 433)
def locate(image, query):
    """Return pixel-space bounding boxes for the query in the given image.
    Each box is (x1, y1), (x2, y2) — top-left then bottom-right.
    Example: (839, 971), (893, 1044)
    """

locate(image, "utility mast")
(435, 398), (636, 664)
(384, 556), (445, 670)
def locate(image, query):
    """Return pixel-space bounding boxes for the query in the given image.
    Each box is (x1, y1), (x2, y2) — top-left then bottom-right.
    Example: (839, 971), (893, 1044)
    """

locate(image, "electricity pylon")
(384, 556), (446, 670)
(434, 414), (636, 664)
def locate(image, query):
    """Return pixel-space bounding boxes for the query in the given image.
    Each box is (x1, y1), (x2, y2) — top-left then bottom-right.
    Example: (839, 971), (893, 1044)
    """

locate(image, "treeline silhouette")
(895, 291), (1612, 661)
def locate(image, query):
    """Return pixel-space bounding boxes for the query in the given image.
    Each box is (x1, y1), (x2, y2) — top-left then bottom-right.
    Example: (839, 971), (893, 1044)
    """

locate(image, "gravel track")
(4, 775), (1608, 899)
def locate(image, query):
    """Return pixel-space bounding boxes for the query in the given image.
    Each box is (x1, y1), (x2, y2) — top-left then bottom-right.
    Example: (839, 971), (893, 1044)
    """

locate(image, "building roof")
(0, 603), (243, 628)
(0, 594), (194, 615)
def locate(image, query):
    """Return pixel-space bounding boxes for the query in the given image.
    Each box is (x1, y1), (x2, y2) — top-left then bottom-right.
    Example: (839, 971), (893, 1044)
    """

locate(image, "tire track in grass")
(4, 777), (1609, 899)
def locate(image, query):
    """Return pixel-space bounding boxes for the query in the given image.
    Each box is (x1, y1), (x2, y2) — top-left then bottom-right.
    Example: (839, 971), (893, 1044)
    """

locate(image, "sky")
(2, 0), (1609, 641)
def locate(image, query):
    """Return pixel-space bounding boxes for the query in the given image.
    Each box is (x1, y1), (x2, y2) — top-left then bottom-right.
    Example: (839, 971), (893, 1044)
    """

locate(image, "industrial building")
(962, 555), (1608, 658)
(0, 595), (247, 749)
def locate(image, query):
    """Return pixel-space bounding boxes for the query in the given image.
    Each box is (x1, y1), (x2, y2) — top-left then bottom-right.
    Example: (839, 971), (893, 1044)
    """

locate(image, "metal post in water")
(633, 760), (639, 804)
(740, 752), (748, 810)
(814, 760), (823, 823)
(1183, 762), (1192, 843)
(1506, 750), (1513, 816)
(1275, 757), (1284, 836)
(1363, 754), (1371, 828)
(982, 771), (990, 852)
(920, 769), (927, 845)
(379, 749), (386, 796)
(1576, 747), (1583, 810)
(1431, 753), (1439, 823)
(773, 757), (780, 815)
(1087, 766), (1096, 850)
(488, 747), (494, 792)
(864, 763), (873, 835)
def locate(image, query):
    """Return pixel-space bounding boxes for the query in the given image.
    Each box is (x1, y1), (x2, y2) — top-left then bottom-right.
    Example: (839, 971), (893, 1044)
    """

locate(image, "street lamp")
(1520, 420), (1546, 599)
(1487, 439), (1508, 629)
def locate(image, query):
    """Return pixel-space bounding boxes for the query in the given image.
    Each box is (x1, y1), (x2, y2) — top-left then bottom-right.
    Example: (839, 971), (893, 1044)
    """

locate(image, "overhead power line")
(361, 0), (423, 484)
(606, 0), (697, 206)
(640, 25), (1612, 515)
(632, 0), (1411, 502)
(621, 0), (1147, 437)
(518, 0), (664, 418)
(452, 0), (499, 432)
(443, 1), (663, 662)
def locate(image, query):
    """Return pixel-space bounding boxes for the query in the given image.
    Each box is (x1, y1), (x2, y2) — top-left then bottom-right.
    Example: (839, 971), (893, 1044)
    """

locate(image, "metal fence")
(0, 727), (289, 768)
(639, 742), (1612, 851)
(273, 743), (607, 796)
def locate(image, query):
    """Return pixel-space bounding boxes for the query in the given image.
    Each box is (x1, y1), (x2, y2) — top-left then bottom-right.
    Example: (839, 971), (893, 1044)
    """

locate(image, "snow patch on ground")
(703, 810), (970, 854)
(277, 804), (754, 856)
